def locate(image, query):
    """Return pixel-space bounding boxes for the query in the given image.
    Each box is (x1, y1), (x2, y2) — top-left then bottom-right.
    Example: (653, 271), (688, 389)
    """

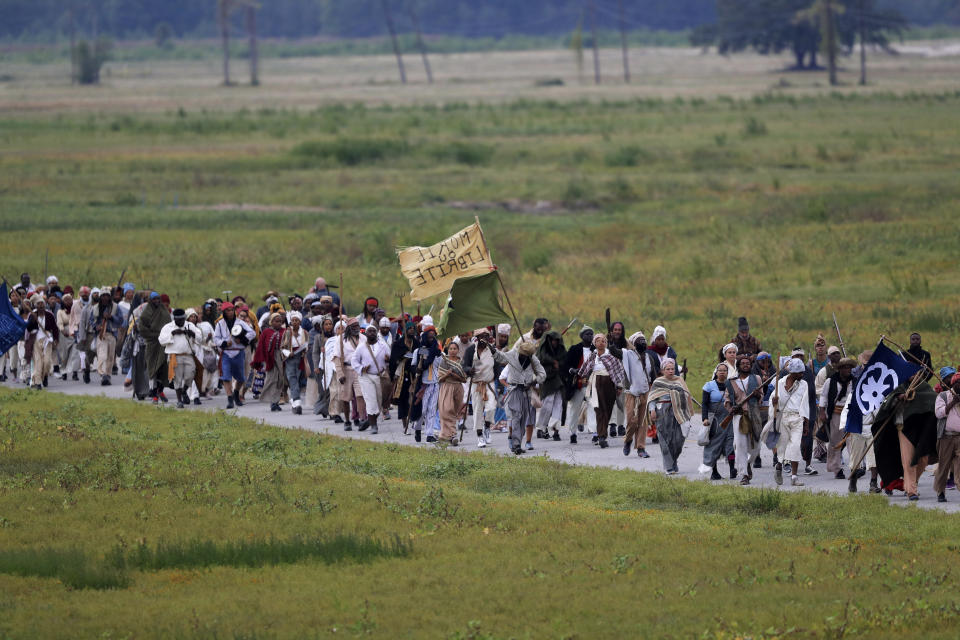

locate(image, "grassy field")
(2, 52), (960, 376)
(2, 49), (960, 636)
(4, 387), (960, 638)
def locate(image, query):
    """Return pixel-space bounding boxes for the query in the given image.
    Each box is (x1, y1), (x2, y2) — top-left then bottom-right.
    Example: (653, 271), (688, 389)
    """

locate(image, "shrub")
(604, 144), (650, 167)
(430, 141), (495, 166)
(742, 116), (768, 137)
(290, 137), (410, 166)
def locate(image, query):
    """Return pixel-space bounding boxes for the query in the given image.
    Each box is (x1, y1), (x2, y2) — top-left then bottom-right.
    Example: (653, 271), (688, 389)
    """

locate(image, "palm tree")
(217, 0), (235, 85)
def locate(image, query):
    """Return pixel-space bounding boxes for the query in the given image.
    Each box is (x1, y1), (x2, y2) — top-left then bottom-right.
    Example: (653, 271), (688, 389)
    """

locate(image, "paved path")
(4, 375), (957, 513)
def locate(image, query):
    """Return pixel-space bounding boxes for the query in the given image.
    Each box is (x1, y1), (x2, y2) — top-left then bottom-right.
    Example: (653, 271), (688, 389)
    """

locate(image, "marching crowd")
(4, 271), (960, 502)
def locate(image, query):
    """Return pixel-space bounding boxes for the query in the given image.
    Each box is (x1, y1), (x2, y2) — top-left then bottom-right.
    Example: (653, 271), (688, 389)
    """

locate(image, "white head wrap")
(723, 342), (737, 355)
(628, 331), (645, 344)
(791, 347), (805, 357)
(379, 317), (391, 328)
(652, 325), (666, 341)
(579, 325), (594, 338)
(661, 357), (677, 372)
(421, 315), (434, 328)
(46, 275), (58, 284)
(786, 358), (805, 374)
(288, 311), (302, 322)
(334, 320), (346, 334)
(497, 323), (511, 336)
(185, 307), (197, 319)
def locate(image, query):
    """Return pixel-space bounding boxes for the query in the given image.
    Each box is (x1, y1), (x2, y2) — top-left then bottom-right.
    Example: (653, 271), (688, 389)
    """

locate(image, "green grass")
(3, 91), (960, 377)
(2, 387), (960, 637)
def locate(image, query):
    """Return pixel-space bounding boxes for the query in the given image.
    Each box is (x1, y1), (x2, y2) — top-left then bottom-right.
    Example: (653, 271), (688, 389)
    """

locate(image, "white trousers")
(732, 416), (761, 475)
(777, 413), (805, 465)
(470, 382), (497, 431)
(564, 387), (597, 433)
(536, 390), (564, 430)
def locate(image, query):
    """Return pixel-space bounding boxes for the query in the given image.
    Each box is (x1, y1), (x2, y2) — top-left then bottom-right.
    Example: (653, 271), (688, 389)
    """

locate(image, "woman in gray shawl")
(647, 358), (694, 474)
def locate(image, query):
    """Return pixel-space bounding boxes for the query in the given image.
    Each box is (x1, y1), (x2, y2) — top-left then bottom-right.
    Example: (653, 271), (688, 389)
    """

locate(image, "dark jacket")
(537, 331), (568, 398)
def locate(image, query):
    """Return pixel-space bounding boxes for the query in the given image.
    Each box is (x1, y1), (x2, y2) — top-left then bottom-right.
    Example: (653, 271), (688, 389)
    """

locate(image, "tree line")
(5, 0), (957, 42)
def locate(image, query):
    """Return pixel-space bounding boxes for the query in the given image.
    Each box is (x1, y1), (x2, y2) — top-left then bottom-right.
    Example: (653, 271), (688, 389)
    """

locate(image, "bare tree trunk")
(246, 5), (259, 86)
(219, 1), (231, 86)
(69, 2), (77, 83)
(825, 1), (838, 86)
(407, 1), (433, 84)
(618, 0), (629, 83)
(380, 0), (407, 84)
(588, 0), (600, 84)
(858, 0), (867, 85)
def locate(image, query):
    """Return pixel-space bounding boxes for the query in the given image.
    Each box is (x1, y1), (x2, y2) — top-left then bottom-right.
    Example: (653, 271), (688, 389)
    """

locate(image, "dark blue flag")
(844, 341), (921, 434)
(0, 281), (27, 356)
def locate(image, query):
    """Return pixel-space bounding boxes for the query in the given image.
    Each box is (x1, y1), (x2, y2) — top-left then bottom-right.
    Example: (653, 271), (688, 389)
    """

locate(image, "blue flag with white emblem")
(844, 341), (921, 434)
(0, 281), (28, 356)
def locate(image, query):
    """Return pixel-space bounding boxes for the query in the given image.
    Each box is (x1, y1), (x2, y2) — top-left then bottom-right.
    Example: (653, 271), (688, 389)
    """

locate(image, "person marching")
(389, 320), (420, 432)
(252, 313), (287, 413)
(281, 311), (309, 415)
(535, 330), (567, 442)
(622, 331), (654, 458)
(725, 354), (764, 485)
(563, 326), (597, 442)
(646, 358), (693, 475)
(701, 362), (733, 480)
(158, 308), (199, 409)
(436, 341), (468, 445)
(818, 356), (856, 479)
(461, 327), (497, 448)
(352, 324), (390, 434)
(492, 338), (546, 455)
(576, 333), (627, 450)
(775, 359), (811, 487)
(213, 301), (255, 409)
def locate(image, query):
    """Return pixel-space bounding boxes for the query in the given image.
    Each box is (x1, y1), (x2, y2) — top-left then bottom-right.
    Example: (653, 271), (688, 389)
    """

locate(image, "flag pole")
(493, 268), (525, 343)
(474, 215), (525, 342)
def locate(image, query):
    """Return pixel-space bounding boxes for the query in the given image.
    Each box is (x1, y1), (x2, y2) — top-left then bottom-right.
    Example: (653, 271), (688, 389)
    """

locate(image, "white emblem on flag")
(855, 362), (899, 415)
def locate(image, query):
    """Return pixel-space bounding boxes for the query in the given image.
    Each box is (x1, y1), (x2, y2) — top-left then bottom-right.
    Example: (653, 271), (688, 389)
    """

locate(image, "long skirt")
(702, 402), (733, 466)
(327, 375), (342, 416)
(826, 412), (845, 474)
(438, 380), (464, 441)
(655, 403), (685, 473)
(260, 364), (285, 404)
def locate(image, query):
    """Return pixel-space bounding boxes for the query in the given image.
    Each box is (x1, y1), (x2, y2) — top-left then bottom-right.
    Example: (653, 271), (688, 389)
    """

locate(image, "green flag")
(436, 271), (511, 340)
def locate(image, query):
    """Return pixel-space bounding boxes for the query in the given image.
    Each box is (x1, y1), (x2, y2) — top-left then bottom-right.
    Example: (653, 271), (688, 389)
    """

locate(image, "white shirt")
(351, 339), (389, 376)
(158, 321), (199, 355)
(776, 378), (809, 420)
